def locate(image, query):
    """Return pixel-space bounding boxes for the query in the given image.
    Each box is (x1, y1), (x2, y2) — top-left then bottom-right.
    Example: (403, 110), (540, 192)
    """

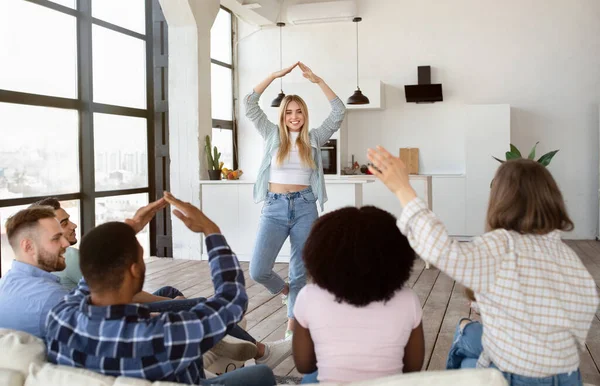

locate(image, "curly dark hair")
(303, 206), (416, 307)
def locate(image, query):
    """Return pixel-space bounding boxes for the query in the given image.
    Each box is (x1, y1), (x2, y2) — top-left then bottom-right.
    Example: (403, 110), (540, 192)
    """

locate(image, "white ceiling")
(221, 0), (352, 26)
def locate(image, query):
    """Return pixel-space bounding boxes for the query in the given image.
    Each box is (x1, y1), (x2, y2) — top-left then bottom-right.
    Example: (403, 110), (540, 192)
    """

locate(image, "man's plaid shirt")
(45, 234), (247, 384)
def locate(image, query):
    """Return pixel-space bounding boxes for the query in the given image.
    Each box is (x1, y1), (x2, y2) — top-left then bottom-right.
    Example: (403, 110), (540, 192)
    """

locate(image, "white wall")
(236, 0), (600, 239)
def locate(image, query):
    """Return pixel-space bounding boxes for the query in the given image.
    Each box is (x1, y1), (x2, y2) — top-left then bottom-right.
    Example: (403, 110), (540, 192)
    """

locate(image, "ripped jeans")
(447, 318), (582, 386)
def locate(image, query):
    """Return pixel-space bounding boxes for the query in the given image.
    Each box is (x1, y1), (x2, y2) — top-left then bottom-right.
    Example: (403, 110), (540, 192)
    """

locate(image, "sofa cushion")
(348, 369), (507, 386)
(25, 363), (118, 386)
(0, 329), (46, 376)
(24, 363), (185, 386)
(0, 368), (25, 386)
(113, 376), (154, 386)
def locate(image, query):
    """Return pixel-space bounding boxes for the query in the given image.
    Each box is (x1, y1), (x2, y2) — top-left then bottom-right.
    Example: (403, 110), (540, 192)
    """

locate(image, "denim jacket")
(244, 91), (346, 211)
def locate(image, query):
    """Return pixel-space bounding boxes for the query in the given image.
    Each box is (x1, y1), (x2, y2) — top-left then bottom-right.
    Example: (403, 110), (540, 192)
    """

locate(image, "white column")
(159, 0), (219, 259)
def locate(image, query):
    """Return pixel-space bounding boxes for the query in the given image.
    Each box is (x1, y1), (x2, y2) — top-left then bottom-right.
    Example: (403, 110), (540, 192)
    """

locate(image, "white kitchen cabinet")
(199, 179), (371, 261)
(362, 178), (400, 218)
(431, 176), (467, 236)
(360, 175), (431, 219)
(201, 184), (241, 255)
(322, 184), (364, 214)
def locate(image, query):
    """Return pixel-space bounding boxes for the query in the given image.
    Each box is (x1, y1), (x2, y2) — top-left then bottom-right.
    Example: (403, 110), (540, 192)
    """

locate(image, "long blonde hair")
(275, 95), (316, 169)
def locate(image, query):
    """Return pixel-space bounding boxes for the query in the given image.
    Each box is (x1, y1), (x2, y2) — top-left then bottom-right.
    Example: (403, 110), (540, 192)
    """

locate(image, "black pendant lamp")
(271, 22), (286, 107)
(347, 17), (370, 105)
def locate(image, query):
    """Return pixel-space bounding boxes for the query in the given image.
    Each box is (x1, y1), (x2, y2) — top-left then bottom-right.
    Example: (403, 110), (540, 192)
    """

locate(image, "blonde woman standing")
(244, 62), (346, 340)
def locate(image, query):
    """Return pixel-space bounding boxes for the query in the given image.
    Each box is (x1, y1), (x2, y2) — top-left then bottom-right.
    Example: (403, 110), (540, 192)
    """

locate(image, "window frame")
(0, 0), (172, 276)
(211, 6), (237, 171)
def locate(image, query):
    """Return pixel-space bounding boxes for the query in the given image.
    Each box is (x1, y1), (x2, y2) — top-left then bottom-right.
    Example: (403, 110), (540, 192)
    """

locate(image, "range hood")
(404, 66), (443, 103)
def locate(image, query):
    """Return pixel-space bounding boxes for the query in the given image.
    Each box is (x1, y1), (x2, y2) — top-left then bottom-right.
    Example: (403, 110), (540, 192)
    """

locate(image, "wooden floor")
(142, 240), (600, 384)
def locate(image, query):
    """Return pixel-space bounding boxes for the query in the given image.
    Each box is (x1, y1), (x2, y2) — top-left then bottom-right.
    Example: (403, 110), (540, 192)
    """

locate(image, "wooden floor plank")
(272, 354), (298, 377)
(428, 280), (470, 371)
(144, 261), (208, 287)
(245, 296), (287, 332)
(568, 241), (600, 291)
(410, 266), (440, 306)
(580, 346), (600, 385)
(585, 316), (600, 376)
(420, 272), (455, 370)
(407, 258), (426, 288)
(144, 258), (190, 276)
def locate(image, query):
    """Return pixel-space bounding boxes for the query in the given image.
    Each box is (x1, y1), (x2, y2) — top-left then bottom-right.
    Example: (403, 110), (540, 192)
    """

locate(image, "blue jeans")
(301, 370), (319, 384)
(148, 287), (256, 344)
(447, 319), (582, 386)
(201, 364), (275, 385)
(250, 187), (318, 318)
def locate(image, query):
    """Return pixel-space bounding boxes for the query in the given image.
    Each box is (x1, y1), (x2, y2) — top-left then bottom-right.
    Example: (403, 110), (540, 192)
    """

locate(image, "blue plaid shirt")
(45, 234), (247, 384)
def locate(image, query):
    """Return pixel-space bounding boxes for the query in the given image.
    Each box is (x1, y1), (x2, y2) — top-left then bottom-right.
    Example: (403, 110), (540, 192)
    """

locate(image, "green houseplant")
(205, 135), (222, 180)
(493, 142), (559, 167)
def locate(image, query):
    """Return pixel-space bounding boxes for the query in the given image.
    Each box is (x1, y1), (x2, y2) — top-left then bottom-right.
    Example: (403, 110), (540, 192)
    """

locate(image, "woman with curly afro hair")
(292, 206), (424, 384)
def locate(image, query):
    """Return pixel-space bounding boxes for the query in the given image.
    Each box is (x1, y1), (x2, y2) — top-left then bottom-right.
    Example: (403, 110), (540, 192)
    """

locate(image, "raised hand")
(367, 146), (417, 206)
(298, 62), (322, 84)
(272, 62), (299, 79)
(124, 198), (168, 234)
(163, 191), (221, 235)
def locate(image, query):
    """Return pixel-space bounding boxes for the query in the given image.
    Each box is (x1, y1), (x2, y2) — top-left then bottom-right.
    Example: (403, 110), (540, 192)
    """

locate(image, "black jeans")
(149, 286), (256, 344)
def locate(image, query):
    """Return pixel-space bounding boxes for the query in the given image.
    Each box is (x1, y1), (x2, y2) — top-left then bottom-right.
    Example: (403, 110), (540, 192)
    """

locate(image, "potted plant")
(205, 135), (222, 180)
(493, 142), (559, 166)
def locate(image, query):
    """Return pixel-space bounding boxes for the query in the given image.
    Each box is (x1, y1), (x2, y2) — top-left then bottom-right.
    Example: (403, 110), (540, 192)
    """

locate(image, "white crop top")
(269, 132), (313, 185)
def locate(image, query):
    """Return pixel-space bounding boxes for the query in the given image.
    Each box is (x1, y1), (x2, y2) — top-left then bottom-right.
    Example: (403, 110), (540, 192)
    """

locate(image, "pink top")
(294, 284), (422, 383)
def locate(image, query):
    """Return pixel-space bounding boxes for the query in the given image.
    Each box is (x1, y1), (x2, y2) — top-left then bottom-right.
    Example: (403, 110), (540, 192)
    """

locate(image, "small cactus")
(213, 146), (221, 170)
(204, 135), (221, 170)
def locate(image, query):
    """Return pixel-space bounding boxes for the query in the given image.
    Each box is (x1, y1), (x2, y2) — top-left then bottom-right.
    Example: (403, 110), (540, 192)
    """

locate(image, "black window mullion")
(94, 188), (150, 199)
(151, 0), (172, 257)
(25, 0), (78, 16)
(0, 193), (82, 209)
(145, 0), (157, 256)
(92, 103), (147, 118)
(0, 90), (80, 110)
(92, 18), (146, 40)
(212, 119), (233, 131)
(230, 9), (238, 171)
(77, 0), (95, 235)
(210, 58), (232, 70)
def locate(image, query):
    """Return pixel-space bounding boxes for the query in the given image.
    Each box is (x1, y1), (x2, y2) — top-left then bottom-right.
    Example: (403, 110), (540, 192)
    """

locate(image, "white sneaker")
(255, 339), (293, 369)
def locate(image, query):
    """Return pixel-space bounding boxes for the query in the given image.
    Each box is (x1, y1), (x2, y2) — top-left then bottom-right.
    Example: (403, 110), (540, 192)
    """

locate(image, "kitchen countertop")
(199, 177), (374, 185)
(330, 174), (436, 180)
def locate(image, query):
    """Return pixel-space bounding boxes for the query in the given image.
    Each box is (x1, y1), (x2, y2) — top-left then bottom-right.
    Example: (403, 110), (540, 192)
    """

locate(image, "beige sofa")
(0, 328), (511, 386)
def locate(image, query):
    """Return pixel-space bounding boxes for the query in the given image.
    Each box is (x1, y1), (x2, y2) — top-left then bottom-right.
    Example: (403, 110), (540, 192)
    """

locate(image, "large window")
(210, 7), (236, 171)
(0, 0), (171, 276)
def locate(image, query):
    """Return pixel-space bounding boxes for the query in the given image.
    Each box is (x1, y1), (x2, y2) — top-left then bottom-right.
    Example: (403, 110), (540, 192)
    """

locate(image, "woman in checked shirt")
(367, 147), (598, 386)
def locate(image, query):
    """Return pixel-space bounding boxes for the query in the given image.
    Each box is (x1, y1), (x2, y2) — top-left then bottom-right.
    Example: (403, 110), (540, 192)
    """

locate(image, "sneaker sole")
(212, 336), (258, 361)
